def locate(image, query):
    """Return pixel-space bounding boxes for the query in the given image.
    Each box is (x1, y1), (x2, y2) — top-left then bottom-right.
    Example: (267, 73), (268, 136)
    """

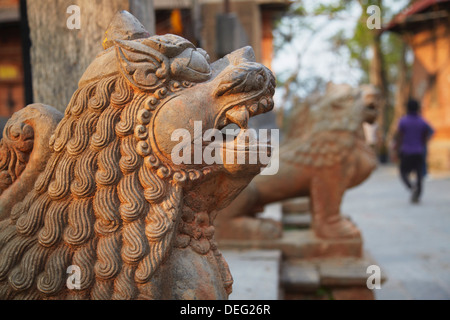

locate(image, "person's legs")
(422, 147), (428, 178)
(411, 154), (424, 203)
(400, 154), (413, 190)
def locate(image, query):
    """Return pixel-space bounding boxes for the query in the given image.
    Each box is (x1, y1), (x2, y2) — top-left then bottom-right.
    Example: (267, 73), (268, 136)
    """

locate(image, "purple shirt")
(398, 114), (432, 155)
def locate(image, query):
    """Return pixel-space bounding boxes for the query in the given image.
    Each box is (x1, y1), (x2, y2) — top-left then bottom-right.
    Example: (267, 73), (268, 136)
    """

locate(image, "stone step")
(281, 197), (311, 214)
(281, 252), (388, 299)
(281, 260), (321, 293)
(282, 213), (311, 229)
(256, 202), (283, 222)
(221, 249), (282, 300)
(218, 229), (363, 259)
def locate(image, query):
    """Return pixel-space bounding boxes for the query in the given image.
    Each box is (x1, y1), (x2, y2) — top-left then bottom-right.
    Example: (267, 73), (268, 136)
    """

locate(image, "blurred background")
(1, 0), (449, 172)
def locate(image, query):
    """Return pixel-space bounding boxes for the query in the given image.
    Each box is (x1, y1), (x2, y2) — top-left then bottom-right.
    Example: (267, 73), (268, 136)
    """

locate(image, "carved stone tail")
(0, 104), (63, 221)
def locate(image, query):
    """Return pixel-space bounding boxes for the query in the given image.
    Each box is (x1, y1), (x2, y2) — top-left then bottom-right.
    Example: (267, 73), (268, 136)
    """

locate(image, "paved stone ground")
(342, 164), (450, 300)
(222, 250), (281, 300)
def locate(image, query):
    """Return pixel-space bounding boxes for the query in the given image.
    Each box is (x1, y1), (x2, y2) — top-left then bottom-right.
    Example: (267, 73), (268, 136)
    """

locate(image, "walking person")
(395, 99), (434, 203)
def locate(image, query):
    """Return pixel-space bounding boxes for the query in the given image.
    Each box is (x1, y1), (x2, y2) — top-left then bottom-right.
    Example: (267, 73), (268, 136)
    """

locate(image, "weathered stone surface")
(216, 83), (380, 240)
(0, 11), (275, 300)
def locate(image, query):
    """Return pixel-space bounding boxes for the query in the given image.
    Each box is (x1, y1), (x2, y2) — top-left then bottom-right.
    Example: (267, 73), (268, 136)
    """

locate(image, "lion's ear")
(102, 11), (151, 50)
(115, 39), (170, 92)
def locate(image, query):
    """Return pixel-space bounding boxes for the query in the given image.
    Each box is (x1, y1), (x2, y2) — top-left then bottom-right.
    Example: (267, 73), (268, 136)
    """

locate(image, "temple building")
(0, 0), (26, 132)
(385, 0), (450, 171)
(153, 0), (288, 132)
(0, 0), (288, 135)
(153, 0), (290, 69)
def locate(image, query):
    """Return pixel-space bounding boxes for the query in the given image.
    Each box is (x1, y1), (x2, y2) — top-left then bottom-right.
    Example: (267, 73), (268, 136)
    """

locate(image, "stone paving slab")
(222, 249), (282, 300)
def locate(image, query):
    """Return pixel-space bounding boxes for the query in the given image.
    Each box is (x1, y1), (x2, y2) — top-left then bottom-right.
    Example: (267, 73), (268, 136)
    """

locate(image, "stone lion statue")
(0, 11), (275, 299)
(215, 83), (379, 240)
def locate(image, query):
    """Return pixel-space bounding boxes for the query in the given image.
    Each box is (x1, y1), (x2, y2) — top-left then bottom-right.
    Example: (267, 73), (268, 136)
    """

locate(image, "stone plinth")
(281, 253), (387, 300)
(217, 202), (387, 300)
(218, 229), (363, 260)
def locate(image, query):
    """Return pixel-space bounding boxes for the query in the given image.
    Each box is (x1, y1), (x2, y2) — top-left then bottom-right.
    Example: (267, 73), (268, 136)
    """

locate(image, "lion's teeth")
(226, 106), (249, 129)
(267, 98), (274, 111)
(249, 104), (258, 115)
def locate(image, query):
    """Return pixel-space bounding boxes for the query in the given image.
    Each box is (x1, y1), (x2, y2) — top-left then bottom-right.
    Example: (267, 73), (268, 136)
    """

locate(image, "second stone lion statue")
(0, 11), (275, 299)
(215, 83), (380, 240)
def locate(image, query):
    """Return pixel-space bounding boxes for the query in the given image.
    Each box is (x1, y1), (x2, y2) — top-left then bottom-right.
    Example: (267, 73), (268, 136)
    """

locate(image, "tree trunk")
(369, 31), (389, 158)
(26, 0), (155, 113)
(388, 42), (410, 146)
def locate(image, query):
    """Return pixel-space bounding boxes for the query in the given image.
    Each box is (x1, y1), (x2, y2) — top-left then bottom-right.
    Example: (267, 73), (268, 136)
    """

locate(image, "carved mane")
(0, 69), (187, 299)
(0, 124), (33, 195)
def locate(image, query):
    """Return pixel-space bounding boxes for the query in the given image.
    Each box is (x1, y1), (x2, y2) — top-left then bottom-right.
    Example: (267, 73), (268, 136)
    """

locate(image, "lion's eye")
(187, 50), (211, 75)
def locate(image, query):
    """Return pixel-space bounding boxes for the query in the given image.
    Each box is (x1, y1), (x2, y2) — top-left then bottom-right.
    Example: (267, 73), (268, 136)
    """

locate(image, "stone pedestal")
(218, 229), (363, 259)
(218, 201), (387, 300)
(281, 253), (387, 300)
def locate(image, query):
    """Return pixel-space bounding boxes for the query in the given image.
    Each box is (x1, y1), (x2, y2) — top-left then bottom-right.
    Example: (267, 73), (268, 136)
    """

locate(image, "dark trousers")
(400, 153), (424, 199)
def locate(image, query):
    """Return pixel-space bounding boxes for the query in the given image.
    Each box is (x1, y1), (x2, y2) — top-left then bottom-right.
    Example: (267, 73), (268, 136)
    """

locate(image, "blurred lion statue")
(215, 83), (380, 240)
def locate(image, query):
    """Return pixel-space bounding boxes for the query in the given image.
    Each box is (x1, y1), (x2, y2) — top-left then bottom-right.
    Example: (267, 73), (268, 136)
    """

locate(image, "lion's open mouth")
(211, 62), (275, 152)
(191, 48), (276, 166)
(208, 93), (275, 153)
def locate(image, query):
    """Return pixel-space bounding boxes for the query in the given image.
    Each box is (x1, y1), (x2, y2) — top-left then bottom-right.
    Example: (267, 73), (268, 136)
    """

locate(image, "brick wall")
(410, 22), (450, 171)
(0, 24), (24, 118)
